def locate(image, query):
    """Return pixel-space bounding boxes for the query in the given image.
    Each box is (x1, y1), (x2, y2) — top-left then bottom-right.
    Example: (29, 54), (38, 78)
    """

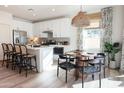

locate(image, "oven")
(53, 47), (64, 55)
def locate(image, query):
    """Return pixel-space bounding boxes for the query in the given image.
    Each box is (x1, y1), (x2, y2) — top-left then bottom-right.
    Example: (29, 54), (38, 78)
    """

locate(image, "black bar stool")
(1, 43), (9, 66)
(20, 45), (38, 77)
(6, 43), (14, 68)
(12, 44), (22, 70)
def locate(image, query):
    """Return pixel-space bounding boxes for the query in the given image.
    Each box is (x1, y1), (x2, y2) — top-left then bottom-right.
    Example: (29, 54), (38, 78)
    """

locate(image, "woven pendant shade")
(71, 6), (90, 27)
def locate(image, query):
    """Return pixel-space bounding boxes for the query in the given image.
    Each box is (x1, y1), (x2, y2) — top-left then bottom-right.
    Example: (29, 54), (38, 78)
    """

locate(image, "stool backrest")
(14, 44), (21, 53)
(7, 43), (13, 52)
(1, 43), (8, 52)
(20, 45), (28, 55)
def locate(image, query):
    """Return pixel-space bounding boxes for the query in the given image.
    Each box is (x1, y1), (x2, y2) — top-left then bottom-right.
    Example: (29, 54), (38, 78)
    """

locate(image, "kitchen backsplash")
(27, 37), (70, 45)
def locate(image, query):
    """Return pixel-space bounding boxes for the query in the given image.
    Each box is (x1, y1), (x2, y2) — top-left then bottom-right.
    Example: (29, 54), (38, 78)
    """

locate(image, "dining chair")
(89, 53), (106, 78)
(57, 54), (76, 83)
(77, 55), (102, 88)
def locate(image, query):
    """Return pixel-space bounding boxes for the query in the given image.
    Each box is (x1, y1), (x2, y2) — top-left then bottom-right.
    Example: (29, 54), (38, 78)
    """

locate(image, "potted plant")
(104, 42), (120, 69)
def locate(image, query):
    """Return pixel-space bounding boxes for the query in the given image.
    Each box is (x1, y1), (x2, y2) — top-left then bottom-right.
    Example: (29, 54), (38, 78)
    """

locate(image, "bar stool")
(12, 44), (22, 70)
(1, 43), (9, 66)
(6, 43), (14, 68)
(20, 45), (38, 77)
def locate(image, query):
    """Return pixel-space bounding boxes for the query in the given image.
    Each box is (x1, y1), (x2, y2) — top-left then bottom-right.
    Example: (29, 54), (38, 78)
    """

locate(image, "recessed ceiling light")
(4, 5), (8, 7)
(28, 8), (34, 12)
(33, 14), (36, 16)
(52, 8), (55, 12)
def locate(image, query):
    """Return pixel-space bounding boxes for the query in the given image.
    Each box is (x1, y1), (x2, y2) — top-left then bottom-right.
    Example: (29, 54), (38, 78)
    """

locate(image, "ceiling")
(0, 5), (111, 22)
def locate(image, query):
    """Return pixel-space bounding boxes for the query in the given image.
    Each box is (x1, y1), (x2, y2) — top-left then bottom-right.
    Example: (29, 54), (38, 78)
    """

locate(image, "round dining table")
(65, 50), (97, 80)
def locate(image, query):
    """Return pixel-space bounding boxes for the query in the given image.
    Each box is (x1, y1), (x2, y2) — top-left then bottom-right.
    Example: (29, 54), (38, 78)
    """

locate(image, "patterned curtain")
(101, 7), (113, 51)
(77, 27), (83, 50)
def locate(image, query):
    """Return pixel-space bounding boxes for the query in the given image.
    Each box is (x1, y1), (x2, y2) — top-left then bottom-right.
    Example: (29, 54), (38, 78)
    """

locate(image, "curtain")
(101, 7), (113, 51)
(77, 27), (83, 50)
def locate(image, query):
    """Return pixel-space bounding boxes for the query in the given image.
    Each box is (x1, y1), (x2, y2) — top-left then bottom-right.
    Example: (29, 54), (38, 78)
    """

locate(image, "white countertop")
(27, 45), (54, 50)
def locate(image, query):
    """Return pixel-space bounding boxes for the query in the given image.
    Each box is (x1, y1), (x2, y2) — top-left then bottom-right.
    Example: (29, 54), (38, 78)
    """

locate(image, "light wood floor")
(0, 61), (122, 88)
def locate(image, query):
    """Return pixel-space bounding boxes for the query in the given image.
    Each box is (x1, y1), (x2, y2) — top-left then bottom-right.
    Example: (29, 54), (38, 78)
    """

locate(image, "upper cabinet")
(13, 20), (33, 37)
(33, 18), (72, 38)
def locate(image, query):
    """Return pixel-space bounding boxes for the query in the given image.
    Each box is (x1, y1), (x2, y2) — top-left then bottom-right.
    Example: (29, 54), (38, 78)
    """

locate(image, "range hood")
(42, 30), (53, 38)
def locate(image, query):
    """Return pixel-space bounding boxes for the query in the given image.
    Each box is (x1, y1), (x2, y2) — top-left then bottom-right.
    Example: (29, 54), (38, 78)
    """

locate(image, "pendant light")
(71, 5), (90, 27)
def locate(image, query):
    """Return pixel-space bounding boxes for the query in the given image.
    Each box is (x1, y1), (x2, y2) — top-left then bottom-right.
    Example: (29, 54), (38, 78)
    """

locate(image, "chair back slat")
(1, 43), (8, 52)
(14, 44), (21, 53)
(7, 44), (13, 52)
(20, 45), (28, 55)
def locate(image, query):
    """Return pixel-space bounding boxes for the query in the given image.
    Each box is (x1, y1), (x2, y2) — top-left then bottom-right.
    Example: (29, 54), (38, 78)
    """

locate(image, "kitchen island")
(27, 46), (54, 72)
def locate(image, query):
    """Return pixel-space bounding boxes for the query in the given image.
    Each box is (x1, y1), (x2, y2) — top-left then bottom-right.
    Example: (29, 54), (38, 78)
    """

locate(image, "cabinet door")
(39, 22), (47, 37)
(60, 18), (71, 37)
(33, 23), (40, 37)
(40, 21), (54, 37)
(52, 20), (61, 37)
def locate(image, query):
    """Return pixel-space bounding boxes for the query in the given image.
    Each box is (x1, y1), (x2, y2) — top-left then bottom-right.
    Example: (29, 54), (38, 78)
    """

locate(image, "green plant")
(104, 42), (120, 61)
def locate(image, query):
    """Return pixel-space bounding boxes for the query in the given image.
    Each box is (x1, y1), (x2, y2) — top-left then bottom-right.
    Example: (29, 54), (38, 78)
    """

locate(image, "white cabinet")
(59, 18), (71, 37)
(13, 20), (33, 37)
(35, 21), (54, 37)
(34, 18), (71, 38)
(33, 18), (77, 54)
(52, 20), (61, 37)
(33, 23), (40, 36)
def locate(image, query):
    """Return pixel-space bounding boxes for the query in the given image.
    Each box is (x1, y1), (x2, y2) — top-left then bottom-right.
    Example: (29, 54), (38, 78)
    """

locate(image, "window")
(82, 28), (102, 53)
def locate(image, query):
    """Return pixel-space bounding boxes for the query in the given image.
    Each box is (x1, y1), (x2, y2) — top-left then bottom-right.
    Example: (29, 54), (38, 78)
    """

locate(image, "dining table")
(65, 50), (97, 80)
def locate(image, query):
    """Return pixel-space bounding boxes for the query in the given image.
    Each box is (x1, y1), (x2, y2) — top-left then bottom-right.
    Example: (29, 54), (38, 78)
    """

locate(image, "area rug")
(73, 75), (124, 88)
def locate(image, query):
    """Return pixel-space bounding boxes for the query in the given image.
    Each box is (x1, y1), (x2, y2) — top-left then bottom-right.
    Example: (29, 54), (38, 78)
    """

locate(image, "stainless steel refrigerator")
(13, 30), (27, 45)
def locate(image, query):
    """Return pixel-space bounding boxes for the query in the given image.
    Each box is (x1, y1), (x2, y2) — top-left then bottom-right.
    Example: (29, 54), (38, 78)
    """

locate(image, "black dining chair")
(89, 53), (106, 78)
(77, 55), (102, 88)
(57, 54), (76, 83)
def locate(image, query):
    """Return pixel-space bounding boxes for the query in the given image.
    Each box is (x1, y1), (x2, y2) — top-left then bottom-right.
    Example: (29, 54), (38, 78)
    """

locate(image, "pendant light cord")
(80, 5), (82, 12)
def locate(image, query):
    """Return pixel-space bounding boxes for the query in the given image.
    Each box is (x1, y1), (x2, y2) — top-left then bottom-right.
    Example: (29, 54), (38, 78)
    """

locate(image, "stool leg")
(25, 66), (28, 77)
(6, 54), (9, 68)
(34, 56), (38, 72)
(25, 58), (28, 77)
(29, 58), (32, 70)
(2, 53), (6, 66)
(65, 70), (67, 83)
(19, 57), (23, 74)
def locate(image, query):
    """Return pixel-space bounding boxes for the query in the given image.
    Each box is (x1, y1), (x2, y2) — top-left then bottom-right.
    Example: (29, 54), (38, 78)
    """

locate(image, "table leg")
(75, 61), (79, 80)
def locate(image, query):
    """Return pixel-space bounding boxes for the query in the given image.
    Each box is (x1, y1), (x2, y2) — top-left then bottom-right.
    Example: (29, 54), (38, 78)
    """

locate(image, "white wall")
(112, 6), (124, 43)
(0, 11), (13, 60)
(112, 6), (124, 68)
